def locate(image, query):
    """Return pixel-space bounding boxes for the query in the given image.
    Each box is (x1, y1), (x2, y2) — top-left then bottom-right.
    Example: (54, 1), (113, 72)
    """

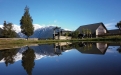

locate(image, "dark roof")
(76, 22), (108, 34)
(108, 29), (120, 33)
(53, 27), (61, 30)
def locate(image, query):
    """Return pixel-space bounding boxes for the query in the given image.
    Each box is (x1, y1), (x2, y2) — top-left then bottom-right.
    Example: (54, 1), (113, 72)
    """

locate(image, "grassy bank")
(0, 36), (121, 45)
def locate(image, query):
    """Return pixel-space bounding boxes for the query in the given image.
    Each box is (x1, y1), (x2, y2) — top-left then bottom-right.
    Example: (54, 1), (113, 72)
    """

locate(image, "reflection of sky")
(0, 45), (121, 75)
(106, 46), (120, 53)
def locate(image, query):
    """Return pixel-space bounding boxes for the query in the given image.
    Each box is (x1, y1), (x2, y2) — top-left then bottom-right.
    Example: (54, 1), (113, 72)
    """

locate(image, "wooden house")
(76, 22), (108, 38)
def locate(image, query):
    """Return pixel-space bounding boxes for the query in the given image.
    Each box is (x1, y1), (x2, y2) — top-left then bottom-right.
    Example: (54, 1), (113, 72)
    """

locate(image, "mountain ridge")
(0, 24), (71, 38)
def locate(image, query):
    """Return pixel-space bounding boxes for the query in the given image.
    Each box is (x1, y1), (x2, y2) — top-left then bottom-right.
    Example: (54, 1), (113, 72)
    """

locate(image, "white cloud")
(105, 22), (117, 30)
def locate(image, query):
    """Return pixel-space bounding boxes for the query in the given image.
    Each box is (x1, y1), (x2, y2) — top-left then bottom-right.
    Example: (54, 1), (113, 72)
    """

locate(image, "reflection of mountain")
(75, 42), (108, 55)
(0, 43), (72, 64)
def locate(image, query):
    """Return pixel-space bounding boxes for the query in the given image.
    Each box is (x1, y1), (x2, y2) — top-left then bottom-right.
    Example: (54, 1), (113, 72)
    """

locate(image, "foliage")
(64, 32), (70, 36)
(20, 6), (34, 39)
(71, 31), (79, 38)
(115, 21), (121, 31)
(22, 47), (35, 75)
(82, 28), (92, 38)
(1, 21), (17, 38)
(82, 28), (86, 34)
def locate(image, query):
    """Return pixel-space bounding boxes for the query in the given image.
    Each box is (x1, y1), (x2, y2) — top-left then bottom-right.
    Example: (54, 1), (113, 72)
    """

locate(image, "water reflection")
(76, 42), (108, 54)
(0, 42), (121, 75)
(0, 48), (19, 66)
(0, 42), (121, 64)
(117, 46), (121, 53)
(22, 47), (35, 75)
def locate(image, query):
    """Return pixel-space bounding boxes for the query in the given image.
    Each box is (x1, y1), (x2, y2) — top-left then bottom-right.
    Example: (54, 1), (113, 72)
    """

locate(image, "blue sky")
(0, 0), (121, 30)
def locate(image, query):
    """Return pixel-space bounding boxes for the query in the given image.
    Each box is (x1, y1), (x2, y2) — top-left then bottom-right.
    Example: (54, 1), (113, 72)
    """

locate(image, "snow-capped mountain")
(0, 24), (71, 38)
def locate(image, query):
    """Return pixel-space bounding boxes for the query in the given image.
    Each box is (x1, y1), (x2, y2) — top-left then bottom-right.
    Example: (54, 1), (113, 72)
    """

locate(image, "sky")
(0, 0), (121, 30)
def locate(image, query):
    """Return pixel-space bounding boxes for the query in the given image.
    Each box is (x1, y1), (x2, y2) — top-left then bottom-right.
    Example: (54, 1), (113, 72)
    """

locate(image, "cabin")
(53, 27), (72, 40)
(60, 30), (72, 36)
(76, 22), (108, 38)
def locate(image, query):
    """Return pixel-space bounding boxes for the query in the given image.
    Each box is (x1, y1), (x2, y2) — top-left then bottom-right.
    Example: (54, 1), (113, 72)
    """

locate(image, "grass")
(0, 36), (121, 45)
(0, 36), (121, 50)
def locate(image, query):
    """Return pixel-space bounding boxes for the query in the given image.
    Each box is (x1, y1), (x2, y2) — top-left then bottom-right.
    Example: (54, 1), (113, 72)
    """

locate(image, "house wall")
(96, 25), (107, 36)
(55, 36), (71, 40)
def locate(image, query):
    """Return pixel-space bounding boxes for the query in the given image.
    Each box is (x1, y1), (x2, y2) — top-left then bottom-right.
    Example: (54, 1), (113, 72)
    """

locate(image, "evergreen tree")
(1, 21), (16, 38)
(115, 21), (121, 32)
(20, 6), (34, 39)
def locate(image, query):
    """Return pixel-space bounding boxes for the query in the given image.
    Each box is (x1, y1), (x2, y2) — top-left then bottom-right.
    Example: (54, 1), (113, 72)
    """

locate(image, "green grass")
(0, 36), (121, 45)
(0, 36), (121, 50)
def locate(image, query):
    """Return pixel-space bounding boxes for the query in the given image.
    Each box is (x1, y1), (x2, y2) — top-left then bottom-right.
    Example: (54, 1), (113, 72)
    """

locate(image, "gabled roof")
(76, 22), (108, 34)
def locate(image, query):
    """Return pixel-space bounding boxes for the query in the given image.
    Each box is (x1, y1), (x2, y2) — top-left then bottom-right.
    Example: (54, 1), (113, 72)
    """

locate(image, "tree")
(82, 28), (85, 35)
(1, 21), (17, 38)
(88, 29), (92, 38)
(86, 29), (89, 38)
(115, 21), (121, 32)
(71, 31), (79, 38)
(20, 6), (34, 39)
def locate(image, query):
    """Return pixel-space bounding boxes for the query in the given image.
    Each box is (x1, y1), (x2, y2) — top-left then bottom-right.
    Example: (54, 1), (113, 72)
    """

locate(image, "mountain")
(0, 24), (71, 38)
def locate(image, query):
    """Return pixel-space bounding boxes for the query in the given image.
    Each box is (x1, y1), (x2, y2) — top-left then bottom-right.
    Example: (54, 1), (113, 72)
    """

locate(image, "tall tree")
(115, 21), (121, 32)
(86, 29), (89, 38)
(88, 29), (92, 38)
(1, 21), (16, 38)
(20, 6), (34, 39)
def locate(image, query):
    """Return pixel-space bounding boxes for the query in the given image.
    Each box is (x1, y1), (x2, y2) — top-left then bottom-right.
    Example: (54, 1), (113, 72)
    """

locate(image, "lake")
(0, 42), (121, 75)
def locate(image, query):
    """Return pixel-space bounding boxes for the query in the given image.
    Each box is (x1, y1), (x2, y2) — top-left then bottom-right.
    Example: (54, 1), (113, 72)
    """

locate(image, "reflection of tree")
(22, 47), (35, 75)
(1, 48), (18, 67)
(68, 42), (93, 51)
(117, 46), (121, 53)
(84, 43), (92, 51)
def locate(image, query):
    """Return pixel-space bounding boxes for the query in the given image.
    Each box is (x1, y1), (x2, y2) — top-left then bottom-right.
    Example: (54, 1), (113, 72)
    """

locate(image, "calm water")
(0, 42), (121, 75)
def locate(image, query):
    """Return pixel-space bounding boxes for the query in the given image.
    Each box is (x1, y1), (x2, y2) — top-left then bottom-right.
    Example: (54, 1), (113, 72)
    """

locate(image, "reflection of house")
(76, 22), (108, 38)
(77, 42), (108, 55)
(53, 27), (72, 40)
(54, 42), (72, 54)
(96, 43), (108, 53)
